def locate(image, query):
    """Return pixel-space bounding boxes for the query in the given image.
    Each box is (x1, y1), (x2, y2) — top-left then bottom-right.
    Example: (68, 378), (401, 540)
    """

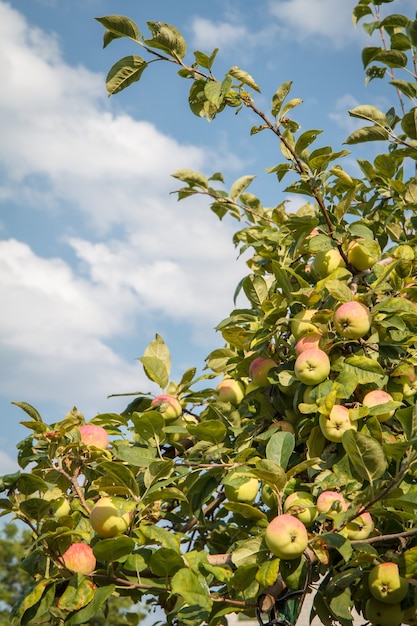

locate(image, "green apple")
(150, 394), (182, 421)
(311, 248), (345, 279)
(368, 562), (409, 605)
(294, 332), (322, 355)
(363, 389), (395, 422)
(79, 424), (109, 449)
(261, 484), (278, 509)
(316, 491), (347, 519)
(340, 511), (374, 540)
(89, 496), (134, 538)
(224, 471), (259, 504)
(291, 309), (327, 341)
(62, 542), (96, 575)
(265, 514), (309, 559)
(347, 238), (380, 271)
(398, 376), (417, 398)
(249, 357), (277, 386)
(319, 404), (357, 443)
(216, 378), (245, 404)
(365, 597), (404, 626)
(283, 491), (317, 527)
(333, 301), (371, 339)
(294, 348), (330, 385)
(43, 489), (71, 519)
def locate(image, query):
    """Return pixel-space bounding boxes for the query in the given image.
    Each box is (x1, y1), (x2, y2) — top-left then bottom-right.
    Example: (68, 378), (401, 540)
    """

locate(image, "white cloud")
(189, 16), (249, 51)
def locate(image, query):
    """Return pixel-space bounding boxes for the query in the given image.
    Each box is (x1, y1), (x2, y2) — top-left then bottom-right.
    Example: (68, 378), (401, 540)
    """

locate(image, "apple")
(368, 561), (409, 604)
(79, 424), (109, 449)
(294, 332), (322, 355)
(333, 301), (371, 339)
(341, 511), (374, 540)
(311, 248), (345, 279)
(265, 514), (309, 559)
(291, 309), (327, 341)
(62, 543), (96, 575)
(261, 484), (277, 509)
(398, 376), (417, 398)
(319, 404), (357, 443)
(283, 491), (317, 527)
(365, 597), (404, 626)
(363, 389), (396, 422)
(43, 489), (71, 518)
(216, 378), (245, 405)
(316, 491), (347, 519)
(249, 357), (277, 386)
(347, 238), (380, 271)
(150, 394), (182, 421)
(269, 420), (295, 434)
(294, 348), (330, 385)
(89, 496), (134, 538)
(224, 472), (259, 504)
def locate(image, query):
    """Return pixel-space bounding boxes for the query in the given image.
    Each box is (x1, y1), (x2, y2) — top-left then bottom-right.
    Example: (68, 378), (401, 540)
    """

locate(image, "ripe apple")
(294, 332), (322, 355)
(347, 238), (380, 271)
(365, 597), (404, 626)
(368, 562), (409, 605)
(62, 543), (96, 575)
(216, 378), (245, 405)
(333, 301), (371, 339)
(150, 394), (182, 422)
(79, 424), (109, 449)
(341, 511), (374, 540)
(265, 514), (309, 559)
(311, 248), (345, 279)
(319, 404), (357, 443)
(294, 348), (330, 385)
(283, 491), (317, 527)
(249, 357), (277, 386)
(363, 389), (396, 422)
(89, 496), (134, 538)
(224, 472), (259, 504)
(291, 309), (327, 340)
(316, 491), (347, 519)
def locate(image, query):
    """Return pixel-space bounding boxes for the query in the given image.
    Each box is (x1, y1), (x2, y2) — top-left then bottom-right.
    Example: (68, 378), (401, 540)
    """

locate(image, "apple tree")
(2, 1), (417, 625)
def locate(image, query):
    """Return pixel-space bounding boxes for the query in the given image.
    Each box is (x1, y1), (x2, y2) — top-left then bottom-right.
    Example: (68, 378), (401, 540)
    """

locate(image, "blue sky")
(0, 0), (414, 474)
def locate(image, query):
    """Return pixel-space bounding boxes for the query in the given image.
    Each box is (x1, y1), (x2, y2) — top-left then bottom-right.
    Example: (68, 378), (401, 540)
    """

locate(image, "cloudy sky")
(0, 0), (413, 474)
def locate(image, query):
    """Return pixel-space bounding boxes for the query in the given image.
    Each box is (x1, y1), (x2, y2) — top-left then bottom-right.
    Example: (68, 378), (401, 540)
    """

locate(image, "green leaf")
(266, 432), (295, 471)
(144, 22), (186, 59)
(343, 355), (386, 385)
(345, 125), (390, 145)
(271, 81), (293, 117)
(362, 46), (408, 69)
(12, 402), (43, 422)
(139, 524), (181, 552)
(144, 459), (174, 488)
(95, 15), (140, 45)
(401, 108), (417, 140)
(172, 169), (209, 188)
(170, 568), (212, 618)
(194, 48), (218, 70)
(150, 548), (184, 576)
(93, 536), (135, 562)
(57, 575), (96, 612)
(253, 459), (287, 489)
(348, 105), (387, 125)
(230, 175), (256, 202)
(11, 580), (51, 622)
(205, 76), (232, 108)
(404, 546), (417, 578)
(294, 130), (322, 154)
(66, 585), (116, 624)
(242, 274), (268, 307)
(105, 55), (147, 96)
(324, 280), (354, 303)
(232, 536), (268, 566)
(138, 357), (169, 389)
(342, 430), (387, 484)
(228, 66), (260, 92)
(187, 420), (227, 444)
(113, 443), (156, 467)
(95, 461), (140, 496)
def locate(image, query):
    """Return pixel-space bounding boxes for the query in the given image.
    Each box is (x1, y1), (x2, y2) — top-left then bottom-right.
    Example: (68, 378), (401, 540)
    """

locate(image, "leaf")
(106, 56), (147, 96)
(95, 15), (140, 45)
(324, 280), (354, 303)
(57, 575), (96, 612)
(66, 585), (116, 624)
(342, 430), (387, 484)
(294, 129), (322, 154)
(144, 459), (174, 488)
(11, 580), (51, 622)
(204, 76), (232, 108)
(187, 420), (227, 444)
(172, 169), (209, 188)
(271, 81), (293, 117)
(345, 125), (390, 144)
(230, 175), (256, 202)
(12, 402), (43, 422)
(253, 459), (287, 489)
(242, 274), (268, 307)
(170, 568), (212, 618)
(232, 536), (268, 566)
(343, 355), (386, 385)
(144, 22), (186, 59)
(348, 104), (387, 124)
(93, 536), (135, 562)
(228, 66), (260, 92)
(266, 432), (295, 470)
(95, 460), (140, 496)
(113, 443), (156, 467)
(149, 548), (184, 577)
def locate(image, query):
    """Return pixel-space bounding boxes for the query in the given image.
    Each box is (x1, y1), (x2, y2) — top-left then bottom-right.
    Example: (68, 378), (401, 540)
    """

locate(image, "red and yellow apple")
(319, 404), (357, 443)
(333, 301), (371, 339)
(294, 332), (322, 355)
(89, 497), (134, 538)
(291, 309), (327, 340)
(62, 543), (96, 575)
(216, 378), (245, 405)
(316, 491), (347, 519)
(265, 514), (309, 559)
(224, 472), (259, 504)
(368, 561), (409, 605)
(341, 511), (374, 540)
(79, 424), (109, 449)
(294, 348), (330, 385)
(249, 357), (277, 386)
(283, 491), (317, 527)
(311, 248), (345, 279)
(150, 394), (182, 421)
(363, 389), (396, 422)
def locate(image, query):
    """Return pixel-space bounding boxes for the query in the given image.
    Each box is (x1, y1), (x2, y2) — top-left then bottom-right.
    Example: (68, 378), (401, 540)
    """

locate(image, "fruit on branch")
(150, 394), (182, 421)
(89, 497), (134, 538)
(79, 424), (109, 449)
(319, 404), (357, 442)
(43, 489), (71, 518)
(294, 332), (323, 355)
(265, 514), (309, 559)
(294, 348), (330, 385)
(398, 376), (417, 398)
(269, 420), (295, 434)
(291, 309), (327, 340)
(316, 491), (347, 518)
(249, 357), (277, 386)
(368, 562), (409, 605)
(224, 471), (259, 504)
(216, 378), (245, 404)
(362, 389), (395, 422)
(62, 543), (96, 575)
(364, 597), (404, 626)
(261, 484), (278, 509)
(347, 238), (380, 271)
(311, 248), (345, 279)
(333, 300), (371, 339)
(283, 491), (317, 527)
(341, 511), (374, 540)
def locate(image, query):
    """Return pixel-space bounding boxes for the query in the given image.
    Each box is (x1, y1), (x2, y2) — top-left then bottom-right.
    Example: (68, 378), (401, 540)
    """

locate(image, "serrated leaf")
(12, 402), (43, 422)
(106, 56), (147, 96)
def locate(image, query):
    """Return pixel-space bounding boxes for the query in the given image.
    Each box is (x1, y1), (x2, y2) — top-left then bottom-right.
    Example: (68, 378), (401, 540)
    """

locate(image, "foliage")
(2, 1), (417, 625)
